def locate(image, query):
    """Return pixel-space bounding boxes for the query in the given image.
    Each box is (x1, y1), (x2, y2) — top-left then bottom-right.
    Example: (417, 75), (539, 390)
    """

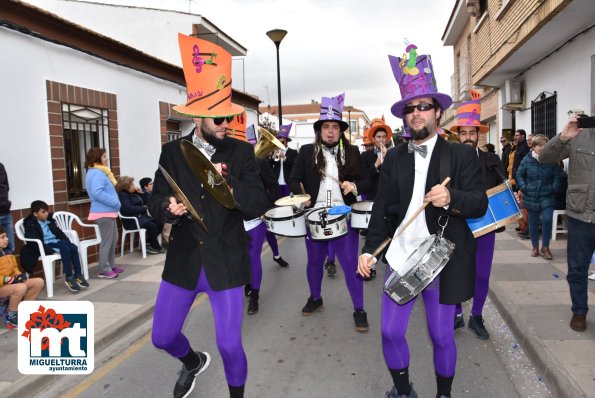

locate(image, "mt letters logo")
(18, 301), (94, 374)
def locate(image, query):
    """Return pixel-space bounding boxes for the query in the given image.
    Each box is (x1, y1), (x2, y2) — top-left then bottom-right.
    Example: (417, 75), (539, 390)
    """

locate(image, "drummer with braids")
(288, 92), (371, 332)
(357, 45), (487, 398)
(453, 93), (506, 339)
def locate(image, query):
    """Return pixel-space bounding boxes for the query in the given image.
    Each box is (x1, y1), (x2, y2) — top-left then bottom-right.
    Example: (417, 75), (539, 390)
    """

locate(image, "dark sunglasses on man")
(403, 102), (436, 115)
(213, 116), (234, 125)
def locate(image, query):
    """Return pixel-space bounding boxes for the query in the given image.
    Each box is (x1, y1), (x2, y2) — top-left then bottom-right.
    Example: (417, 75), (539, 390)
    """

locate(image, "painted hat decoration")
(226, 112), (247, 141)
(246, 125), (258, 146)
(366, 116), (393, 142)
(278, 123), (293, 141)
(450, 90), (488, 133)
(173, 33), (244, 118)
(313, 93), (349, 132)
(362, 132), (373, 146)
(388, 44), (452, 118)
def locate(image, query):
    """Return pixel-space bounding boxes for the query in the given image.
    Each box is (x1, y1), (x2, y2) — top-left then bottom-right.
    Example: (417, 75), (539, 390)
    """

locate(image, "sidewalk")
(0, 232), (594, 397)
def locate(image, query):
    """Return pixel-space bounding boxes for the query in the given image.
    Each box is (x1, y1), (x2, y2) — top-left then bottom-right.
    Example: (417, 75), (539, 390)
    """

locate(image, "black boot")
(301, 296), (323, 315)
(247, 290), (259, 315)
(468, 314), (490, 339)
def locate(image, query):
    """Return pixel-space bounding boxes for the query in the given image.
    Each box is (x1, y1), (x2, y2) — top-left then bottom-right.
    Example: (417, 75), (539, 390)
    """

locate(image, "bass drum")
(263, 206), (306, 237)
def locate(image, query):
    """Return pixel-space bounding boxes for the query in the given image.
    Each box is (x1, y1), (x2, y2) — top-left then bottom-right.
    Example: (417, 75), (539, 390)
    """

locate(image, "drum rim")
(264, 208), (305, 222)
(305, 207), (348, 225)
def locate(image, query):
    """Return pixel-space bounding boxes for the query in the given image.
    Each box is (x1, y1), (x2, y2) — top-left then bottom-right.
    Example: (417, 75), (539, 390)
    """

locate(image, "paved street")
(28, 233), (553, 398)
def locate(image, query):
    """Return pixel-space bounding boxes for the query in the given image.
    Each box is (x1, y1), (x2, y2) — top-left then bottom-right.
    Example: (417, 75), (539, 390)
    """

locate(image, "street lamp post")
(266, 29), (288, 131)
(345, 106), (354, 143)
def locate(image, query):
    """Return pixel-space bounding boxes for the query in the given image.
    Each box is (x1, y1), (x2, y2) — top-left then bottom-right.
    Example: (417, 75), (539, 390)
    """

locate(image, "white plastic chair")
(53, 211), (101, 280)
(15, 219), (61, 298)
(552, 209), (567, 241)
(118, 212), (147, 258)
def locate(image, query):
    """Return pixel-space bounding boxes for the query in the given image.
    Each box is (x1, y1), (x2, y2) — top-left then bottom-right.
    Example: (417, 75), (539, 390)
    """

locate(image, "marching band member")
(360, 117), (392, 201)
(358, 45), (487, 398)
(149, 34), (268, 398)
(453, 94), (506, 339)
(289, 93), (371, 332)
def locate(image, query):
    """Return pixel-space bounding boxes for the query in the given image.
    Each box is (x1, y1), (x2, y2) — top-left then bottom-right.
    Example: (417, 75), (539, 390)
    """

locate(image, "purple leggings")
(247, 223), (267, 290)
(305, 224), (364, 310)
(326, 242), (335, 263)
(455, 231), (496, 316)
(265, 184), (292, 256)
(382, 275), (457, 377)
(152, 268), (247, 387)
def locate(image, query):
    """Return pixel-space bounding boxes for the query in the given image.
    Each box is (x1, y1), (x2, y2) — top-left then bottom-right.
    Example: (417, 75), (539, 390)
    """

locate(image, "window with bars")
(166, 120), (182, 142)
(62, 104), (109, 200)
(531, 92), (557, 139)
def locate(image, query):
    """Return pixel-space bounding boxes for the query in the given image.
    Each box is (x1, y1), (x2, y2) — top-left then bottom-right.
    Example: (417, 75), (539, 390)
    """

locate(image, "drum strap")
(439, 141), (451, 183)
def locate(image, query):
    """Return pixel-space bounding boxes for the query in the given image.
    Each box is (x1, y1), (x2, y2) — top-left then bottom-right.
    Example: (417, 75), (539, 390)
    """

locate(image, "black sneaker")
(326, 262), (337, 277)
(353, 309), (369, 332)
(173, 351), (211, 398)
(301, 297), (323, 315)
(74, 275), (90, 289)
(65, 276), (81, 292)
(363, 268), (376, 281)
(468, 315), (490, 339)
(386, 384), (418, 398)
(454, 313), (465, 330)
(273, 256), (289, 268)
(247, 292), (259, 315)
(146, 246), (160, 255)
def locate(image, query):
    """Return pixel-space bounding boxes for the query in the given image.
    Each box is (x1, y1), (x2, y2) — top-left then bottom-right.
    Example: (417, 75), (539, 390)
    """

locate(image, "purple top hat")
(388, 44), (452, 118)
(278, 123), (293, 141)
(246, 125), (257, 146)
(313, 93), (349, 132)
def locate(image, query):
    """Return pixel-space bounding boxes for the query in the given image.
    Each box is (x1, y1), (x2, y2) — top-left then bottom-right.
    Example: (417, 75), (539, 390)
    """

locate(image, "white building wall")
(0, 27), (186, 210)
(510, 28), (595, 133)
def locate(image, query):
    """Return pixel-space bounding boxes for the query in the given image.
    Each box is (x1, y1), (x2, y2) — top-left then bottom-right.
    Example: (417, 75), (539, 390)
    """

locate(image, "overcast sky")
(38, 0), (458, 130)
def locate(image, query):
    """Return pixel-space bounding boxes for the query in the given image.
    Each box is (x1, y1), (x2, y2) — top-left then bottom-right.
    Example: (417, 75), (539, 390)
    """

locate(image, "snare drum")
(466, 181), (522, 238)
(263, 206), (307, 237)
(305, 207), (349, 241)
(384, 234), (455, 305)
(351, 201), (374, 229)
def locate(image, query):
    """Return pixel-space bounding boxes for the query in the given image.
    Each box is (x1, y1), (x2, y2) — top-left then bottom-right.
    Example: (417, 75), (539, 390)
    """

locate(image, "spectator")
(139, 177), (153, 206)
(22, 201), (89, 292)
(540, 116), (595, 332)
(116, 176), (164, 255)
(0, 163), (14, 254)
(482, 143), (496, 153)
(500, 135), (512, 166)
(85, 148), (122, 279)
(360, 118), (392, 201)
(516, 135), (564, 261)
(0, 226), (44, 329)
(512, 129), (530, 238)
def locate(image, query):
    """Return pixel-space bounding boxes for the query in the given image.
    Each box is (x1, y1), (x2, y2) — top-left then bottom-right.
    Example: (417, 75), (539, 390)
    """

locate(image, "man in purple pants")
(288, 93), (371, 332)
(148, 34), (268, 398)
(453, 95), (506, 339)
(358, 45), (487, 398)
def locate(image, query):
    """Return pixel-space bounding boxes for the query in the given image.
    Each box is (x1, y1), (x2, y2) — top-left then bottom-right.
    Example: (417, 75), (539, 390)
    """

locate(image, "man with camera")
(540, 115), (595, 332)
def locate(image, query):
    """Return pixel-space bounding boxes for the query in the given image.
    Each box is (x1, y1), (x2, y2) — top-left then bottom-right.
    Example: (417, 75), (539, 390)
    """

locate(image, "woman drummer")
(288, 93), (371, 332)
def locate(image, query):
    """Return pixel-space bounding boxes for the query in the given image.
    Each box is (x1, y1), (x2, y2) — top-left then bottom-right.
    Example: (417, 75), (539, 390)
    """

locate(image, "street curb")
(489, 281), (589, 398)
(6, 301), (156, 398)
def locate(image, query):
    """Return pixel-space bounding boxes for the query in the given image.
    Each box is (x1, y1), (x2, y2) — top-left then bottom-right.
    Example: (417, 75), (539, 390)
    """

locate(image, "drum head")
(328, 205), (351, 215)
(306, 208), (343, 223)
(264, 206), (301, 220)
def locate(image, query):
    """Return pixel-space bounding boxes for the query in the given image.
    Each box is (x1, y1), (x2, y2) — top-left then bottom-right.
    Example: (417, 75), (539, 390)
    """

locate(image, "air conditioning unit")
(503, 79), (522, 105)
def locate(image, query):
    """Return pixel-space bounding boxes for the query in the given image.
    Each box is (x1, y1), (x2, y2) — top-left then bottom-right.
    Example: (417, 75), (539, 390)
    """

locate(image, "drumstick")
(371, 177), (451, 257)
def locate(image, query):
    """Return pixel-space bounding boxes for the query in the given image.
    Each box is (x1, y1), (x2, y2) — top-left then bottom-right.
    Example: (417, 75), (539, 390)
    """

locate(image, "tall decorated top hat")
(278, 123), (293, 141)
(367, 116), (393, 142)
(388, 44), (452, 118)
(450, 90), (488, 133)
(313, 93), (349, 132)
(173, 33), (244, 118)
(226, 112), (247, 141)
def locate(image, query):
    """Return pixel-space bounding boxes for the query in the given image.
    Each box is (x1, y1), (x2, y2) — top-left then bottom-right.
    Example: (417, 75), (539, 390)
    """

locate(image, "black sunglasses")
(213, 116), (234, 125)
(403, 103), (436, 115)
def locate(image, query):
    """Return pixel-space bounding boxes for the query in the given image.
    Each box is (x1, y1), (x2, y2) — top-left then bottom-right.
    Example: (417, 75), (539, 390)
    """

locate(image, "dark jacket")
(512, 139), (529, 184)
(19, 213), (70, 273)
(479, 150), (506, 190)
(501, 143), (512, 170)
(516, 151), (564, 211)
(257, 158), (279, 208)
(360, 149), (383, 200)
(288, 143), (371, 207)
(270, 147), (298, 187)
(149, 133), (269, 291)
(362, 137), (488, 304)
(118, 191), (151, 230)
(0, 163), (10, 216)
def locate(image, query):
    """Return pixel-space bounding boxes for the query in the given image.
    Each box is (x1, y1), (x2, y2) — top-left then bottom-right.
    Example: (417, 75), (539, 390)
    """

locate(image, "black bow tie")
(408, 141), (428, 158)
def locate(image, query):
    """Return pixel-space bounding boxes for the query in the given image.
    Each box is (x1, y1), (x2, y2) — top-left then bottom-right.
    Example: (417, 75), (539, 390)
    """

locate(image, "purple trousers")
(305, 224), (364, 310)
(382, 274), (457, 377)
(247, 223), (267, 290)
(152, 268), (247, 387)
(455, 231), (496, 316)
